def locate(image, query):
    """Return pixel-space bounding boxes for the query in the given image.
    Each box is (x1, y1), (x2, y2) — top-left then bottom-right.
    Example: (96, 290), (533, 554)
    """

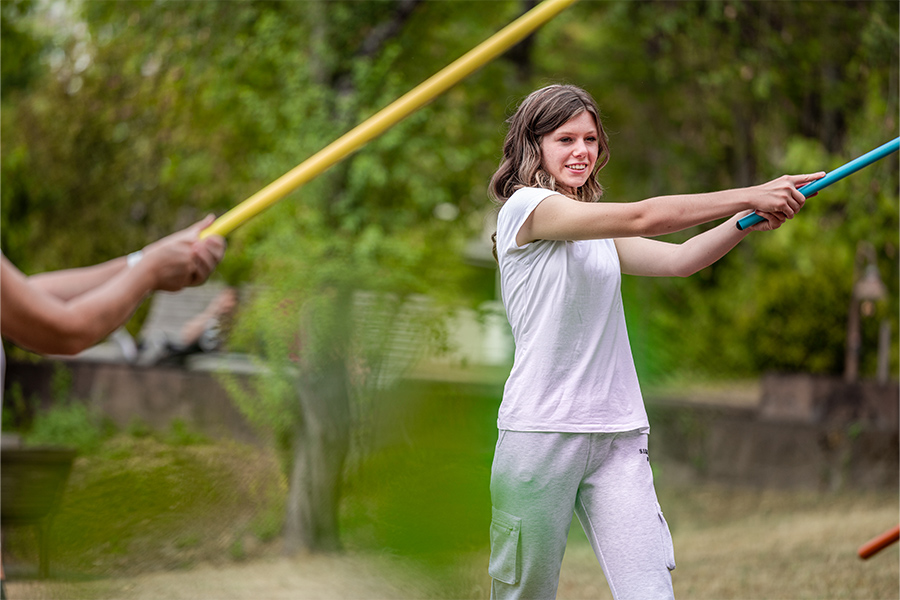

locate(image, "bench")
(69, 283), (237, 366)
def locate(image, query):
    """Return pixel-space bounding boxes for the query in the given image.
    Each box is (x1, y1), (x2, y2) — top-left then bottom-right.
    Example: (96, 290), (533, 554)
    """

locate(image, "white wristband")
(127, 250), (143, 268)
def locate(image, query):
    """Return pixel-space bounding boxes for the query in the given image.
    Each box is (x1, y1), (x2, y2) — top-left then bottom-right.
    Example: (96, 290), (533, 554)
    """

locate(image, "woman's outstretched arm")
(614, 212), (759, 277)
(516, 172), (823, 246)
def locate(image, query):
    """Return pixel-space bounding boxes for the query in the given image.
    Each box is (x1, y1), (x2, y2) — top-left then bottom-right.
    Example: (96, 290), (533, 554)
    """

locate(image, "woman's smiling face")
(539, 110), (599, 196)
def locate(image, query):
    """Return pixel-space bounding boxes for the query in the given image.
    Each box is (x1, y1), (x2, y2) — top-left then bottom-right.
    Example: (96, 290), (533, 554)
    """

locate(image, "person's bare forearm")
(668, 214), (749, 276)
(629, 189), (757, 238)
(1, 216), (225, 355)
(525, 173), (819, 245)
(28, 256), (129, 300)
(1, 256), (155, 354)
(527, 187), (755, 242)
(616, 213), (766, 277)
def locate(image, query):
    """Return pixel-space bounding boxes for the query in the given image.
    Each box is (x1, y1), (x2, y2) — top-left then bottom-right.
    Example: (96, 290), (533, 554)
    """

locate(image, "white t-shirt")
(496, 187), (649, 432)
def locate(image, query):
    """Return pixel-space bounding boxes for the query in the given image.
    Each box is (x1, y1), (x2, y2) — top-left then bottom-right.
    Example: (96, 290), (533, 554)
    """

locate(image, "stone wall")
(758, 372), (898, 429)
(4, 359), (261, 446)
(647, 401), (898, 491)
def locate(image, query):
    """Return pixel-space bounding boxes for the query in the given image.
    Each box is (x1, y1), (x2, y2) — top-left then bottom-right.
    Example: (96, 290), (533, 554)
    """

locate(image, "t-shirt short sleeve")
(496, 187), (559, 265)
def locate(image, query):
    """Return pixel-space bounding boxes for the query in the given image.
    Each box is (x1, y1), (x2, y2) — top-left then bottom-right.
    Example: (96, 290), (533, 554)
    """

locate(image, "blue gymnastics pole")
(737, 136), (900, 231)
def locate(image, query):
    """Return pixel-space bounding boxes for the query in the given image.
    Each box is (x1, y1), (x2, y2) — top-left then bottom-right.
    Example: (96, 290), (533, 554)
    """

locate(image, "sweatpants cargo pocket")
(488, 507), (521, 585)
(656, 502), (676, 571)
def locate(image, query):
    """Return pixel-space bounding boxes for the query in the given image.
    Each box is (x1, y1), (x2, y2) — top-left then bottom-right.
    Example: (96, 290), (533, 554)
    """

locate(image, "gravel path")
(6, 553), (440, 600)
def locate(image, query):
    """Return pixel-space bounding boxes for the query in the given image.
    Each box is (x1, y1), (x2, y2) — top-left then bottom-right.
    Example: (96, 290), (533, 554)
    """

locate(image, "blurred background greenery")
(1, 0), (898, 595)
(3, 0), (897, 379)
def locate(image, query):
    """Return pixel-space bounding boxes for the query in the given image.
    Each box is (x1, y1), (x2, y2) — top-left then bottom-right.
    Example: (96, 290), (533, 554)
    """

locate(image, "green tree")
(0, 0), (45, 100)
(539, 0), (899, 380)
(218, 0), (533, 552)
(1, 1), (261, 272)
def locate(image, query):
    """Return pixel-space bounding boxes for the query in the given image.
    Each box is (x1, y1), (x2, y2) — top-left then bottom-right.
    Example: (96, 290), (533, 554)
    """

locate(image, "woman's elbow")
(36, 334), (95, 356)
(658, 253), (701, 278)
(41, 320), (103, 355)
(10, 333), (88, 356)
(54, 337), (96, 355)
(632, 210), (679, 239)
(672, 264), (700, 278)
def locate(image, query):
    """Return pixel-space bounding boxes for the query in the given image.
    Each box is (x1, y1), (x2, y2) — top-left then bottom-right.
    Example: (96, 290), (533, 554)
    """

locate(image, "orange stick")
(858, 525), (900, 559)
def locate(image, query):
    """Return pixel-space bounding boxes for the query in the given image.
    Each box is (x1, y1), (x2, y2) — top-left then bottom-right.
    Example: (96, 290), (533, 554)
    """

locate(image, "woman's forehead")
(554, 110), (597, 133)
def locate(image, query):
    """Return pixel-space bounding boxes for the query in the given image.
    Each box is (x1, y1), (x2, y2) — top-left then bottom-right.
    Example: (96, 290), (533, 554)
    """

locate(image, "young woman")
(487, 84), (822, 599)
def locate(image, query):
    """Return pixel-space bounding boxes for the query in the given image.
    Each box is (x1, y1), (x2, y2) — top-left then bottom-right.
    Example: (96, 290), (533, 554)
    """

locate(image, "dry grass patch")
(556, 485), (899, 600)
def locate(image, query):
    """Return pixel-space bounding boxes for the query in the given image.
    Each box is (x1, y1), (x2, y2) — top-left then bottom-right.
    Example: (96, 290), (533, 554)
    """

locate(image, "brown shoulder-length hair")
(489, 85), (610, 261)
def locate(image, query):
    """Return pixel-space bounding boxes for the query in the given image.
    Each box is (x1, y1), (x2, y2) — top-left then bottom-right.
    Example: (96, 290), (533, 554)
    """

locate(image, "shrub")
(26, 401), (112, 454)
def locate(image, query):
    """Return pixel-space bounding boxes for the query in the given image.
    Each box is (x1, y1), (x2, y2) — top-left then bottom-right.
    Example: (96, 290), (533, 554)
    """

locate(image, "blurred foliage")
(2, 434), (285, 577)
(1, 1), (897, 379)
(24, 399), (113, 453)
(556, 0), (900, 381)
(0, 0), (46, 99)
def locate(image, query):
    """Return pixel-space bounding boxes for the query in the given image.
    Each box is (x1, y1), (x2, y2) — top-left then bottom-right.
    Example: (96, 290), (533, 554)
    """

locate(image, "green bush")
(165, 418), (211, 447)
(25, 401), (112, 454)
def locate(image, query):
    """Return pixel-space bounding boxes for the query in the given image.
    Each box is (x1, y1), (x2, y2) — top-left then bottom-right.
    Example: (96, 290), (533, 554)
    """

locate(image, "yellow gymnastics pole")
(201, 0), (578, 238)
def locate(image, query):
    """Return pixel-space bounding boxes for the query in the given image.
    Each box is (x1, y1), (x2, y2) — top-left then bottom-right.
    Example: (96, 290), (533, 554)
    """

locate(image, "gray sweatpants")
(489, 430), (675, 600)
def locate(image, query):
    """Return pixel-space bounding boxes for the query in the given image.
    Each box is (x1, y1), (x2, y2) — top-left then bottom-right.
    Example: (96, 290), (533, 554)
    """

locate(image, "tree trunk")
(282, 286), (354, 555)
(505, 0), (539, 81)
(280, 0), (423, 555)
(283, 354), (351, 554)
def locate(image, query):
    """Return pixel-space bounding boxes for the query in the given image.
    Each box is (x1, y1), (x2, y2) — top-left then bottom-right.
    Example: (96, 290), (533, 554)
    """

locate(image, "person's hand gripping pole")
(737, 137), (900, 231)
